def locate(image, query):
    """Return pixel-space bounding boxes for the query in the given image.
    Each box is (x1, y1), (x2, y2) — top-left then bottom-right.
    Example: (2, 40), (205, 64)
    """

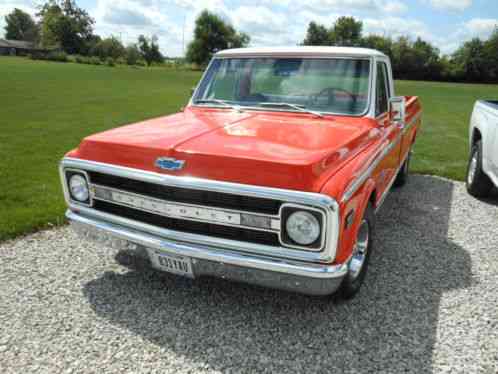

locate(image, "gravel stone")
(0, 175), (497, 373)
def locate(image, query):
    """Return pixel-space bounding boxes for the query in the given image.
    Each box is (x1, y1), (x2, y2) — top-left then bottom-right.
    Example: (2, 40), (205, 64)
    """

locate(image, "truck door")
(490, 115), (498, 177)
(373, 61), (402, 201)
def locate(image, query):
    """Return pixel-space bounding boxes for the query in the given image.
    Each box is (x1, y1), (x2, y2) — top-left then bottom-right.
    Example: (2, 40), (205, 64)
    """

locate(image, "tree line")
(4, 1), (163, 66)
(303, 16), (498, 83)
(187, 12), (498, 84)
(5, 4), (498, 83)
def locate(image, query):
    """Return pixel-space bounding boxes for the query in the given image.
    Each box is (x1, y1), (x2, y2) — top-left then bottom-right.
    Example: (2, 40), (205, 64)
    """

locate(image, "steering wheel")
(242, 93), (267, 102)
(309, 87), (356, 106)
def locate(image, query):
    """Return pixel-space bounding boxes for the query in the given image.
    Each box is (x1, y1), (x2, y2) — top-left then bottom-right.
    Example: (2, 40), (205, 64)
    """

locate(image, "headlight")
(285, 211), (321, 245)
(69, 174), (89, 202)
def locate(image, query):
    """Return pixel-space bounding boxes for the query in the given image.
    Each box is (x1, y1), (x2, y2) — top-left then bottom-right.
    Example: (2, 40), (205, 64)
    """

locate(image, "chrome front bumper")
(67, 210), (348, 295)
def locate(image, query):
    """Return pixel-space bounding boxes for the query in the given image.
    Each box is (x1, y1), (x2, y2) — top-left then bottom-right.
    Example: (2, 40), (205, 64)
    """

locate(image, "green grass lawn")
(396, 80), (498, 180)
(1, 57), (497, 241)
(0, 57), (200, 241)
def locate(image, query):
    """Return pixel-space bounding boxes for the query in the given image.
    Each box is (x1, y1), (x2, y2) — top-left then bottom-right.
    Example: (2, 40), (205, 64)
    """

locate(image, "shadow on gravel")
(476, 186), (498, 206)
(83, 176), (472, 374)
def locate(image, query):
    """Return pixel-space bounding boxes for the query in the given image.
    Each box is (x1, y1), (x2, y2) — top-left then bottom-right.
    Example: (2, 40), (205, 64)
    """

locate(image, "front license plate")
(147, 249), (194, 278)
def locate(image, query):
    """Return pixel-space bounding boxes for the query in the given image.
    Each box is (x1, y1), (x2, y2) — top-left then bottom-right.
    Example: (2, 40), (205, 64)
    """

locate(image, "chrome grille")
(60, 158), (338, 260)
(91, 184), (281, 233)
(92, 200), (280, 247)
(86, 180), (283, 248)
(88, 171), (281, 215)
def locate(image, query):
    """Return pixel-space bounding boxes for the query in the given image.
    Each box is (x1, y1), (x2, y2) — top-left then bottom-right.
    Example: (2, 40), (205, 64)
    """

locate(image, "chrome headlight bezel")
(279, 204), (325, 251)
(64, 169), (92, 206)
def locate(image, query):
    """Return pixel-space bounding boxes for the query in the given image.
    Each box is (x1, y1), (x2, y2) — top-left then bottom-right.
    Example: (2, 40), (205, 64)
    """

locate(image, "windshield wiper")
(194, 99), (242, 112)
(259, 102), (324, 118)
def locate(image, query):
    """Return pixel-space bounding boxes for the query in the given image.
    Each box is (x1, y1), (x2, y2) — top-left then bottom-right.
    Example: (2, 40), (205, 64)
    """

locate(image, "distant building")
(0, 39), (52, 56)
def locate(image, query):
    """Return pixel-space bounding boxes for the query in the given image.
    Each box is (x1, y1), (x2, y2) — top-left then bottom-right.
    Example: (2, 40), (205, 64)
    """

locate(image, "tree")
(91, 36), (125, 60)
(439, 55), (457, 81)
(330, 16), (363, 46)
(80, 34), (100, 56)
(137, 35), (163, 66)
(361, 34), (392, 57)
(230, 30), (250, 49)
(301, 16), (363, 47)
(483, 28), (498, 81)
(411, 37), (442, 80)
(302, 22), (330, 46)
(391, 36), (417, 79)
(38, 0), (95, 54)
(452, 38), (487, 82)
(4, 8), (39, 42)
(125, 44), (141, 65)
(186, 10), (250, 66)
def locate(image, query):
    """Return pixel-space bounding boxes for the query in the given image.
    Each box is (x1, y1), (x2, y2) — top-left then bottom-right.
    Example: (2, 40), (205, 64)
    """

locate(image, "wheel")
(394, 151), (411, 187)
(338, 203), (375, 299)
(466, 140), (493, 198)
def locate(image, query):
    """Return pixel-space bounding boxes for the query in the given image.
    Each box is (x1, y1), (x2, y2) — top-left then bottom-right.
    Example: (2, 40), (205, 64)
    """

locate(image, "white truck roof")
(215, 46), (387, 58)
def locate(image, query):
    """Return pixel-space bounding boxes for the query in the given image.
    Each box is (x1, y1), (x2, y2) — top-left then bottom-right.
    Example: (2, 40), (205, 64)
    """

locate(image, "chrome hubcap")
(468, 152), (478, 185)
(349, 219), (369, 280)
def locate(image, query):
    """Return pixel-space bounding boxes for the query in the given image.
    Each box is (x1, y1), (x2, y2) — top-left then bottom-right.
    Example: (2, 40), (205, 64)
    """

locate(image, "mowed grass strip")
(0, 57), (200, 241)
(1, 57), (497, 241)
(396, 80), (498, 180)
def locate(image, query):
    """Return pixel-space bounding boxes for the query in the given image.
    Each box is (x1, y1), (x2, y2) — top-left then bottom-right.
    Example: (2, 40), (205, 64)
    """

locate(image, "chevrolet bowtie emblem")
(155, 157), (186, 171)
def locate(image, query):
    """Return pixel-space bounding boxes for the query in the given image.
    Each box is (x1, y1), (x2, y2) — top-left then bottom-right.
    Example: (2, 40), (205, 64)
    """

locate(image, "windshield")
(193, 57), (371, 116)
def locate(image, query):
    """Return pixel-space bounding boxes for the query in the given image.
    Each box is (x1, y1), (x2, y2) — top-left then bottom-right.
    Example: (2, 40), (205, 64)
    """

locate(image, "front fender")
(321, 174), (377, 264)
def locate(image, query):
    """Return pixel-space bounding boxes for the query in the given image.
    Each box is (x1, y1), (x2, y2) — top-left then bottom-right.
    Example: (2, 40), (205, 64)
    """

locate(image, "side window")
(375, 62), (390, 116)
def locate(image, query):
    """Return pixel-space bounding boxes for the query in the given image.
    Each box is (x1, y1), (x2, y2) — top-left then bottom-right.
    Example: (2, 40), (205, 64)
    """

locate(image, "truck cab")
(60, 47), (422, 298)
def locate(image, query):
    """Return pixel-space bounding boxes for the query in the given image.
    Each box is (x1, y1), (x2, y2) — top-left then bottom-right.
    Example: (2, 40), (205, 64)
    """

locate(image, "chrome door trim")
(341, 111), (421, 203)
(374, 149), (410, 213)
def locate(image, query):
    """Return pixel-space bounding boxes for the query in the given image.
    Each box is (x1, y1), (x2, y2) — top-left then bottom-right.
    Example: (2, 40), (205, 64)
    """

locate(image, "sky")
(1, 0), (497, 57)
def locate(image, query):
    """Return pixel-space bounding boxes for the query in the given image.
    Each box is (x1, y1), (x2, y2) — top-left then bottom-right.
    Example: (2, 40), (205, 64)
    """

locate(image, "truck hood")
(74, 107), (377, 192)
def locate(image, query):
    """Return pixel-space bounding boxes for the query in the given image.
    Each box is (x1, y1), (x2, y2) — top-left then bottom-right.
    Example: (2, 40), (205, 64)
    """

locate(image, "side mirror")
(389, 96), (406, 124)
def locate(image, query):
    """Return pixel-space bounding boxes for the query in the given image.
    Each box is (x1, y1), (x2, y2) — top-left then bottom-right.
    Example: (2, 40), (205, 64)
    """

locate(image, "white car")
(467, 100), (498, 197)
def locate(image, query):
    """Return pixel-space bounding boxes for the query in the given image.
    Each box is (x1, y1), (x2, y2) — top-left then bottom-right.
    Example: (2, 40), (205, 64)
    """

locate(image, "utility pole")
(182, 13), (186, 57)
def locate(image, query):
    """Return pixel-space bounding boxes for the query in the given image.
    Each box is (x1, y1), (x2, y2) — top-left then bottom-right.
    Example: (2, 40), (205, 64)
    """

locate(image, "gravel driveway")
(1, 175), (497, 374)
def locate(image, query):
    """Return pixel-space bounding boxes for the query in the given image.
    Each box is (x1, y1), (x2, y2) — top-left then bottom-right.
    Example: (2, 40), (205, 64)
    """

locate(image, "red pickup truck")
(60, 47), (421, 298)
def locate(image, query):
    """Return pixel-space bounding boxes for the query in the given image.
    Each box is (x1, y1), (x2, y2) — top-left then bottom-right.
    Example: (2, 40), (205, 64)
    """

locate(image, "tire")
(466, 140), (493, 198)
(338, 203), (375, 299)
(394, 151), (411, 187)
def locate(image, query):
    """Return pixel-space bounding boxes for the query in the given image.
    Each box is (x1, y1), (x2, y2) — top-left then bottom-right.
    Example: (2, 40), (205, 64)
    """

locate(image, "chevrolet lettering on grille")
(91, 184), (280, 230)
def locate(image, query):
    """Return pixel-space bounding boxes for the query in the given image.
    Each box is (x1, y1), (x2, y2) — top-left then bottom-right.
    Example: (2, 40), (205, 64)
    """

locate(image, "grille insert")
(93, 200), (280, 247)
(88, 172), (281, 215)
